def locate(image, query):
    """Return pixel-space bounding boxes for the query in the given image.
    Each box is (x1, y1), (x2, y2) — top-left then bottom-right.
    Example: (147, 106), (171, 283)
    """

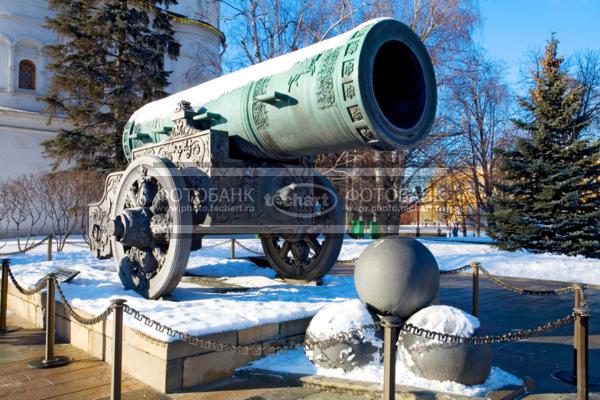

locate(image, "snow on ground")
(3, 235), (600, 344)
(3, 235), (587, 395)
(338, 237), (600, 285)
(241, 348), (522, 397)
(4, 237), (357, 342)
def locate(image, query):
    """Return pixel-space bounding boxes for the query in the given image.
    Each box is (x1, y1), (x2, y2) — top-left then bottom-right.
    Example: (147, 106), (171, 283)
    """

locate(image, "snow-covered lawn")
(340, 238), (600, 285)
(3, 235), (599, 343)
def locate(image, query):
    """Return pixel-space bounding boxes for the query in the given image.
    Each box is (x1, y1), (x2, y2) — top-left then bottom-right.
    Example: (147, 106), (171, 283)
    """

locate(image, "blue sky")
(476, 0), (600, 85)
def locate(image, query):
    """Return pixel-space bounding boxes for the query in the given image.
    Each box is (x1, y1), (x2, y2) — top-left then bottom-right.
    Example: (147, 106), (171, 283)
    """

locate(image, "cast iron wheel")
(260, 175), (344, 281)
(110, 155), (192, 299)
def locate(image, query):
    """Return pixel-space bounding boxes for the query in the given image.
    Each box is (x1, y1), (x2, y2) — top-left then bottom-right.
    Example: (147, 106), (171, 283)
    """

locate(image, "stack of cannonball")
(305, 237), (492, 385)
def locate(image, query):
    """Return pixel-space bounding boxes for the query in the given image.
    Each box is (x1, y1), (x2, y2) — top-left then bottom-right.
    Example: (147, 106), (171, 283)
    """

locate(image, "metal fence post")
(471, 262), (480, 317)
(29, 275), (69, 368)
(47, 234), (53, 262)
(553, 285), (587, 386)
(575, 304), (590, 400)
(230, 239), (236, 259)
(111, 299), (126, 400)
(0, 259), (20, 333)
(380, 315), (401, 400)
(573, 286), (583, 380)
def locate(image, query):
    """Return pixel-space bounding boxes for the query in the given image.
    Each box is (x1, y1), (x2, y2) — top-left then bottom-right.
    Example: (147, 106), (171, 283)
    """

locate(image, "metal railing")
(0, 257), (594, 400)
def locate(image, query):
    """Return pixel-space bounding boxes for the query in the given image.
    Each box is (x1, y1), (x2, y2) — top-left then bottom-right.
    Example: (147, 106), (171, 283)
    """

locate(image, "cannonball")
(354, 238), (439, 318)
(397, 305), (492, 385)
(305, 299), (382, 371)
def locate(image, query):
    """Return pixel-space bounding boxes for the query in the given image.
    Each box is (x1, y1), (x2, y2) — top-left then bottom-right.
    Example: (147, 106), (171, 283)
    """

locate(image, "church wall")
(0, 0), (223, 180)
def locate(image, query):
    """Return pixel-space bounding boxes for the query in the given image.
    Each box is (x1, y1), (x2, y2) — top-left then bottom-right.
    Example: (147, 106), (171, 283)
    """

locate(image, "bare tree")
(573, 49), (600, 136)
(2, 174), (47, 249)
(221, 0), (354, 71)
(40, 171), (105, 251)
(444, 50), (512, 235)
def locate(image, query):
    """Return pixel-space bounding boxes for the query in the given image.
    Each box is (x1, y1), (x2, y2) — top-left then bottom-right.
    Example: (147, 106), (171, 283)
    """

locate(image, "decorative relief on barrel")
(342, 60), (354, 77)
(351, 26), (369, 39)
(252, 77), (271, 129)
(347, 105), (364, 122)
(288, 54), (321, 92)
(345, 41), (359, 56)
(342, 82), (356, 101)
(357, 127), (376, 142)
(316, 47), (341, 109)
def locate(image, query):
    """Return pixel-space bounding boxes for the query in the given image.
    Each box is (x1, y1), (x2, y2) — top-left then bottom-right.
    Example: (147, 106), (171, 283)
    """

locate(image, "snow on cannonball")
(354, 238), (439, 318)
(305, 300), (382, 371)
(397, 305), (493, 385)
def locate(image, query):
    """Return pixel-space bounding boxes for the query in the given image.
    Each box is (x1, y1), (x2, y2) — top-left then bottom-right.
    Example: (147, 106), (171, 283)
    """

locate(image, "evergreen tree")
(43, 0), (180, 171)
(490, 36), (600, 258)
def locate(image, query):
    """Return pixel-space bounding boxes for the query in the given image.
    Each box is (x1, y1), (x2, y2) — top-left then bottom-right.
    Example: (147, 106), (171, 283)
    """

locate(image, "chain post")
(29, 275), (69, 369)
(380, 315), (401, 400)
(0, 259), (20, 333)
(111, 299), (127, 400)
(553, 285), (586, 386)
(230, 239), (236, 259)
(574, 286), (583, 381)
(47, 234), (53, 262)
(471, 262), (480, 317)
(574, 304), (590, 400)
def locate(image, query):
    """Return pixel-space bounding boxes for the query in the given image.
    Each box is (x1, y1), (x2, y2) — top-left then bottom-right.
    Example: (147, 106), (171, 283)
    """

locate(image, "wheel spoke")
(139, 179), (158, 207)
(279, 240), (291, 258)
(306, 235), (322, 254)
(127, 184), (139, 207)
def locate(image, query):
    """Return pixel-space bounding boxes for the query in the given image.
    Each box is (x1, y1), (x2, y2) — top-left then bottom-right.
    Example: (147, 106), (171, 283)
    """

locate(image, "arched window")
(18, 60), (36, 90)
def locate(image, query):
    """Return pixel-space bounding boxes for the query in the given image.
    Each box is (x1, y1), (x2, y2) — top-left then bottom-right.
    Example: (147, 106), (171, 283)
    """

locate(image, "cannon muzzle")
(123, 18), (437, 161)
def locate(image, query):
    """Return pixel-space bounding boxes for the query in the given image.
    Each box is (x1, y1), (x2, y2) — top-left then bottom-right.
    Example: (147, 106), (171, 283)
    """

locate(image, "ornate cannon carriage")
(87, 18), (437, 299)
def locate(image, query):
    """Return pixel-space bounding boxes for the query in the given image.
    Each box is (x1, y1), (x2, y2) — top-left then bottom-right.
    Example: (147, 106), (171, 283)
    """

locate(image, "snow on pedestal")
(397, 305), (493, 385)
(305, 299), (382, 371)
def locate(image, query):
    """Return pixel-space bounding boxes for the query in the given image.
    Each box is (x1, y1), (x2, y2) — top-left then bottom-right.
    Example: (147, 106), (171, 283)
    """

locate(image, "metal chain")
(401, 313), (575, 344)
(233, 240), (264, 256)
(304, 323), (381, 350)
(440, 265), (472, 275)
(7, 266), (47, 296)
(123, 301), (575, 354)
(201, 239), (234, 249)
(55, 282), (114, 325)
(337, 257), (359, 264)
(0, 236), (49, 257)
(124, 305), (294, 355)
(478, 265), (576, 296)
(64, 241), (91, 249)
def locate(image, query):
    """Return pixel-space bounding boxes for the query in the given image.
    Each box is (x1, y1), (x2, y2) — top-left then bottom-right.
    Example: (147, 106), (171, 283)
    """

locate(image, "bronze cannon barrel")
(123, 18), (437, 161)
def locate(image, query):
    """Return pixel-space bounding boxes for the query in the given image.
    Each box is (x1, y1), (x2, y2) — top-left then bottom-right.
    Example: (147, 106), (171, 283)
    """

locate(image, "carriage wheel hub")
(109, 207), (154, 249)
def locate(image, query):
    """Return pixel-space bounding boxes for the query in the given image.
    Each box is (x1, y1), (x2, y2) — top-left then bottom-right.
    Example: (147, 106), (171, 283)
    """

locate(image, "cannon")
(88, 18), (437, 299)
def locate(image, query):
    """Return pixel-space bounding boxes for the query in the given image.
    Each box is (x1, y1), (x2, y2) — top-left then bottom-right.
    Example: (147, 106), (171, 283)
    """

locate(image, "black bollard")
(0, 259), (20, 333)
(29, 275), (70, 368)
(111, 299), (127, 400)
(380, 315), (402, 400)
(471, 262), (480, 317)
(575, 305), (590, 400)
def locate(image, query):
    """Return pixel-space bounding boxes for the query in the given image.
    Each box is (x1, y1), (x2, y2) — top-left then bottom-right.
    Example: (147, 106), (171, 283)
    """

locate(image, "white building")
(0, 0), (223, 178)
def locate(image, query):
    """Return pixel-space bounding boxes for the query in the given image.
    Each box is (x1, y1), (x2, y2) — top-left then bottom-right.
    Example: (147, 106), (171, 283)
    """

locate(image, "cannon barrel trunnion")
(88, 18), (437, 299)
